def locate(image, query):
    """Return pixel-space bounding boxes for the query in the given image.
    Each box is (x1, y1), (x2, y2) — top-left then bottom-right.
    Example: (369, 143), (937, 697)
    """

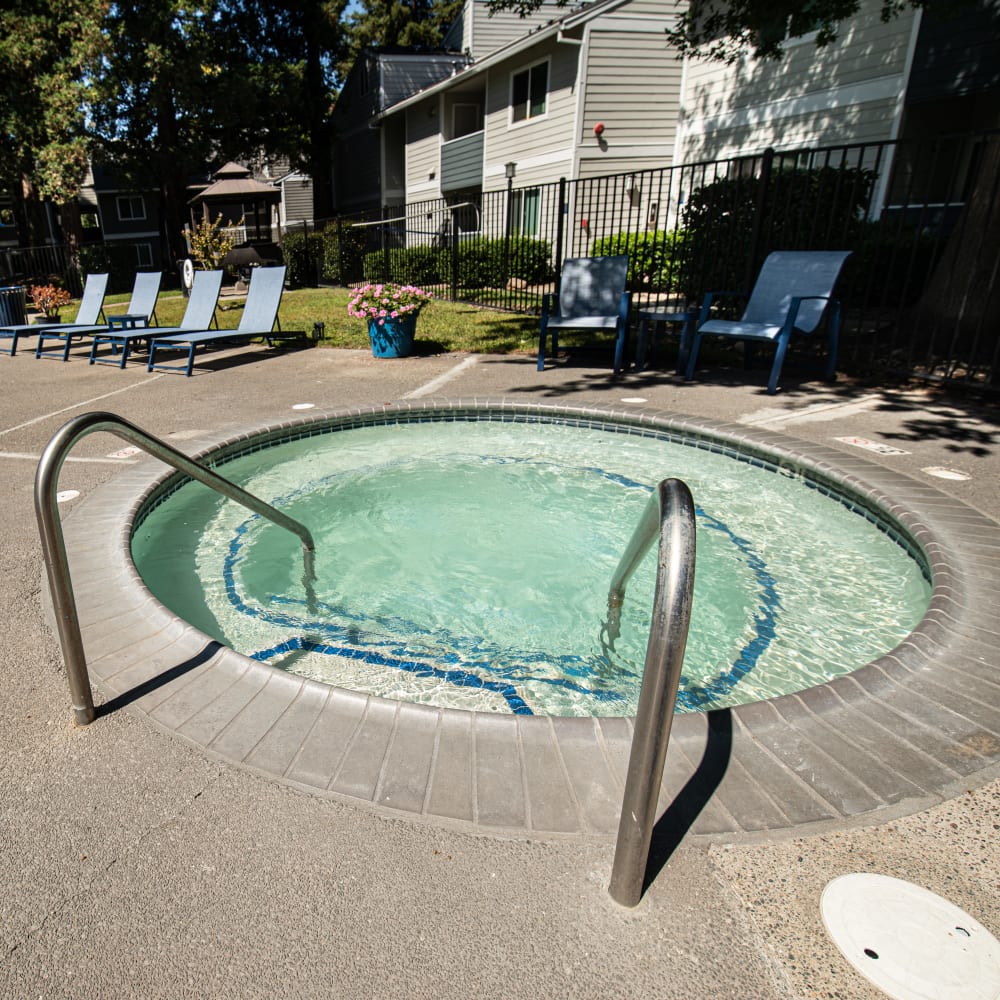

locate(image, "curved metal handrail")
(606, 478), (697, 907)
(34, 411), (316, 726)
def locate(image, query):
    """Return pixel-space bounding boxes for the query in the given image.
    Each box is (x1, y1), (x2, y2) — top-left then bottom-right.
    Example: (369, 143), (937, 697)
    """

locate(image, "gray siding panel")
(283, 183), (313, 223)
(441, 132), (485, 191)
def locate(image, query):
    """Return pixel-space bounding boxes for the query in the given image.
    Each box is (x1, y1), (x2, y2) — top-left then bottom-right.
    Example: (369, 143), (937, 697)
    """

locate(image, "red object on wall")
(593, 122), (605, 136)
(581, 217), (589, 229)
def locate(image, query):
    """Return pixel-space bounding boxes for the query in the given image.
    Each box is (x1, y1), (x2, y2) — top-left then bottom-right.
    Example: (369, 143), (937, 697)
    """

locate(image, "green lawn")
(76, 285), (545, 356)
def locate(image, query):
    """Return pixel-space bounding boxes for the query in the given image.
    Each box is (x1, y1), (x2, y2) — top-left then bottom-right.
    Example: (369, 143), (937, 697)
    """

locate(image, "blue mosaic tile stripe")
(219, 456), (781, 714)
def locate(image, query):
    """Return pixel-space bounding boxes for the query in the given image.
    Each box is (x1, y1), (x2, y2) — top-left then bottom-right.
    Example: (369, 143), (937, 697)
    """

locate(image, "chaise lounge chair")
(684, 250), (852, 395)
(89, 269), (224, 368)
(36, 271), (162, 361)
(537, 255), (631, 375)
(0, 273), (109, 357)
(146, 265), (292, 377)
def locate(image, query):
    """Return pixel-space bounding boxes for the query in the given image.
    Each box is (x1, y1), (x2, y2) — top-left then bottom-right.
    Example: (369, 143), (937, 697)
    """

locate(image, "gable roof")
(374, 0), (631, 121)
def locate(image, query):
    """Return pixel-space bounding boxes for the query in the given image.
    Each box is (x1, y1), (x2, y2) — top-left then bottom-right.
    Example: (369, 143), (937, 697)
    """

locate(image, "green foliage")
(189, 213), (243, 269)
(678, 165), (875, 298)
(339, 0), (464, 79)
(281, 231), (326, 288)
(78, 242), (149, 293)
(590, 230), (683, 292)
(360, 239), (553, 289)
(840, 220), (941, 308)
(487, 0), (979, 64)
(362, 245), (442, 285)
(0, 0), (106, 242)
(438, 238), (553, 288)
(321, 224), (368, 284)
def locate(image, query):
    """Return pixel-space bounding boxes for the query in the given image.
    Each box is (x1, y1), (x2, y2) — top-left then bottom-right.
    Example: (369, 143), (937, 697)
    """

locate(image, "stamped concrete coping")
(59, 399), (1000, 840)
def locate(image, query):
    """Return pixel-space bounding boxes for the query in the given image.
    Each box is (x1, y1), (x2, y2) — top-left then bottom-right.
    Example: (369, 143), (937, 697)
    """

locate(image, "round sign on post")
(182, 258), (194, 292)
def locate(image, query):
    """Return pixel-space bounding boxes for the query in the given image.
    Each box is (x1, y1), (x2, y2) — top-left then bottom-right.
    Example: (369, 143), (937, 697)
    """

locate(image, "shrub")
(322, 224), (368, 284)
(678, 165), (875, 299)
(363, 245), (442, 285)
(590, 230), (683, 292)
(438, 238), (553, 288)
(77, 243), (147, 293)
(281, 231), (325, 288)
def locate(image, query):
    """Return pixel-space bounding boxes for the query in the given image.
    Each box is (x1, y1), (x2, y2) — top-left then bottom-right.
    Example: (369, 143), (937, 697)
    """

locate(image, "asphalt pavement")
(2, 336), (998, 999)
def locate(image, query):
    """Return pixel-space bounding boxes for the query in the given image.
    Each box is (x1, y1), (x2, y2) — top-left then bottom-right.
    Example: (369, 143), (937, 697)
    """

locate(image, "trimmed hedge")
(362, 237), (553, 289)
(590, 230), (683, 292)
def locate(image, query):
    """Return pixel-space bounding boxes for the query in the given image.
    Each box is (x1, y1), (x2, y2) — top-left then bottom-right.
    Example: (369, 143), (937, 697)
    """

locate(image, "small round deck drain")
(821, 873), (1000, 1000)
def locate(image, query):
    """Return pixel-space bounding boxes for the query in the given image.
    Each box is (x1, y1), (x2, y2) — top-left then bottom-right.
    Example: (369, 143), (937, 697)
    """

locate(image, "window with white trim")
(510, 61), (548, 124)
(116, 195), (145, 221)
(134, 242), (153, 268)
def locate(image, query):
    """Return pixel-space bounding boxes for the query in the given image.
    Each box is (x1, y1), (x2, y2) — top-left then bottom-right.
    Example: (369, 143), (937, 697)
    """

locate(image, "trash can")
(0, 285), (26, 326)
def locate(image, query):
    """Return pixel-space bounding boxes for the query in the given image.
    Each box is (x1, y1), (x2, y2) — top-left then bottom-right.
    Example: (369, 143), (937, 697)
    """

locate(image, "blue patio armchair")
(684, 250), (852, 395)
(537, 255), (631, 375)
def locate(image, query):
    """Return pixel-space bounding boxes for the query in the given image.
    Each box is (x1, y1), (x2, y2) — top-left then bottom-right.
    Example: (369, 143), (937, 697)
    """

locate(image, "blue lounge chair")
(147, 266), (291, 377)
(684, 250), (852, 395)
(0, 273), (109, 357)
(537, 256), (631, 375)
(36, 271), (162, 361)
(89, 269), (224, 368)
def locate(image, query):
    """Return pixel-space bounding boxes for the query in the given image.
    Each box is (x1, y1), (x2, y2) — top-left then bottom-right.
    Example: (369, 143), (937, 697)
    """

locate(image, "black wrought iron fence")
(325, 129), (998, 389)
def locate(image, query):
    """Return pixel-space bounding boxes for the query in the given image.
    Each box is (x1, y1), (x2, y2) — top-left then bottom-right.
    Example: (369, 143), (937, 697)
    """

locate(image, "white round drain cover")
(821, 873), (1000, 1000)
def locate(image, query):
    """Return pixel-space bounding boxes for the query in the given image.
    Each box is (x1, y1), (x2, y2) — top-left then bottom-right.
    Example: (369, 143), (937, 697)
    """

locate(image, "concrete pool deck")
(2, 340), (998, 998)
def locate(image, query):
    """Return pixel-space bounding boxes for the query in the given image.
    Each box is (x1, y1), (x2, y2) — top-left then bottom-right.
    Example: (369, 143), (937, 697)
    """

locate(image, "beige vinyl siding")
(686, 98), (903, 160)
(680, 2), (918, 160)
(469, 0), (573, 59)
(481, 41), (580, 190)
(582, 28), (683, 148)
(282, 181), (312, 223)
(404, 101), (443, 199)
(575, 155), (670, 179)
(612, 0), (682, 16)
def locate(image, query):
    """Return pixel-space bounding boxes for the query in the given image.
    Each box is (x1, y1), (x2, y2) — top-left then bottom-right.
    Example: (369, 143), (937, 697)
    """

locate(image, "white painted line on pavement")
(0, 375), (166, 438)
(740, 394), (882, 427)
(403, 355), (479, 398)
(923, 466), (971, 481)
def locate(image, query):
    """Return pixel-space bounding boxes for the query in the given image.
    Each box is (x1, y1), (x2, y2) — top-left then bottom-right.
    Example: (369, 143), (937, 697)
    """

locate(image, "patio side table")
(635, 309), (697, 375)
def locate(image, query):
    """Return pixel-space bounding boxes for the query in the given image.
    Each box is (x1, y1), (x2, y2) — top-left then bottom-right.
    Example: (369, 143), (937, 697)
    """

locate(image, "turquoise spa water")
(132, 420), (931, 716)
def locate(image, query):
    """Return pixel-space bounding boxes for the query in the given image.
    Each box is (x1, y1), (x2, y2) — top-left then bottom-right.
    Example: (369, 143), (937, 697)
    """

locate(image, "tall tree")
(216, 0), (350, 220)
(339, 0), (465, 78)
(0, 0), (107, 248)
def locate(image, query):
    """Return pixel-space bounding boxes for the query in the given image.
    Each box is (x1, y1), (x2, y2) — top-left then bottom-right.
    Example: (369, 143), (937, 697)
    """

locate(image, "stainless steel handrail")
(606, 478), (696, 907)
(34, 411), (316, 726)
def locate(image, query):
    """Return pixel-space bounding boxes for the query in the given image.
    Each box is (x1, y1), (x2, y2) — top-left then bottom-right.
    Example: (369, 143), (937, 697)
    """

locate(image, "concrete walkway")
(2, 339), (998, 998)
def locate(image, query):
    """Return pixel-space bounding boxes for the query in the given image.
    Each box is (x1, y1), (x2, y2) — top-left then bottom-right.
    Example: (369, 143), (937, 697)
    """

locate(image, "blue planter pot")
(368, 315), (417, 358)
